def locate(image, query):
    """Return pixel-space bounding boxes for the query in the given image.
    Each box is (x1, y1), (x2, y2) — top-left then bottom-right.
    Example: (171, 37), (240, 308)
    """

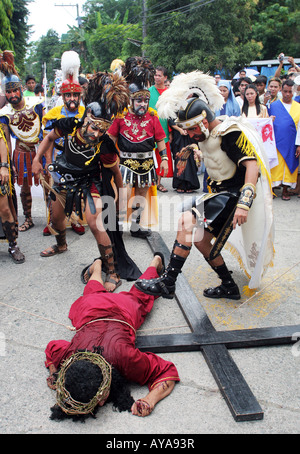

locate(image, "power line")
(145, 0), (217, 28)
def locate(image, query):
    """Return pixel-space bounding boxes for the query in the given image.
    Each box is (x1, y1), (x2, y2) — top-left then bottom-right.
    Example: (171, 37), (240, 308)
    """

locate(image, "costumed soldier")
(108, 56), (168, 238)
(0, 125), (25, 263)
(42, 51), (86, 236)
(32, 71), (140, 291)
(45, 256), (179, 420)
(0, 50), (45, 232)
(135, 71), (274, 300)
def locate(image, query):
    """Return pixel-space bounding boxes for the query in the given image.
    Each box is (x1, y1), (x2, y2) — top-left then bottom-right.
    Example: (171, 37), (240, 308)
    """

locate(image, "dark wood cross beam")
(135, 232), (300, 422)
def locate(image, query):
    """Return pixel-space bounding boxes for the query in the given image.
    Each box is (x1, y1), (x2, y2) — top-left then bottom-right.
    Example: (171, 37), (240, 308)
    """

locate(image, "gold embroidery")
(123, 158), (154, 172)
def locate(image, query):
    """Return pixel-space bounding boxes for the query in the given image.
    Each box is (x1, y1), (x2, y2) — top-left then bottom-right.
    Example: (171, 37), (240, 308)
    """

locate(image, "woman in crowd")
(242, 84), (269, 118)
(215, 80), (241, 117)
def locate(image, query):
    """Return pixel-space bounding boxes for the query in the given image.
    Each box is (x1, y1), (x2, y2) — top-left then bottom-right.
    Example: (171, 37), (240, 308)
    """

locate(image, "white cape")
(218, 116), (275, 289)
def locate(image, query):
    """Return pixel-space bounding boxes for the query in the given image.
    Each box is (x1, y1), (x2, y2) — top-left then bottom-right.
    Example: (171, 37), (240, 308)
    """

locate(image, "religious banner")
(247, 118), (278, 169)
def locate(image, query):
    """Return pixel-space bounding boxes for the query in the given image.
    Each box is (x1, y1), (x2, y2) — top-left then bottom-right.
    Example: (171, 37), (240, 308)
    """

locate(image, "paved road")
(0, 178), (300, 435)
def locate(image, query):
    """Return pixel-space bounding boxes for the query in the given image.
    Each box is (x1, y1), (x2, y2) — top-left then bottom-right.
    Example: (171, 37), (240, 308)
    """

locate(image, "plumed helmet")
(60, 51), (82, 95)
(82, 71), (130, 132)
(122, 56), (154, 99)
(1, 74), (22, 91)
(0, 50), (22, 92)
(176, 97), (216, 129)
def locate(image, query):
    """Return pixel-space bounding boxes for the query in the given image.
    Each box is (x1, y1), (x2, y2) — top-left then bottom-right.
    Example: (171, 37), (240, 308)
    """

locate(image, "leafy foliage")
(9, 0), (300, 83)
(0, 0), (14, 50)
(252, 0), (300, 58)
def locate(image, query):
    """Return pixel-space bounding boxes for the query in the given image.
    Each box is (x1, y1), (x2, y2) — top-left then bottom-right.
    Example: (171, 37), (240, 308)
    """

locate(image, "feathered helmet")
(110, 58), (125, 76)
(156, 71), (224, 134)
(60, 51), (82, 95)
(82, 71), (130, 132)
(54, 69), (63, 96)
(0, 50), (22, 92)
(122, 56), (155, 100)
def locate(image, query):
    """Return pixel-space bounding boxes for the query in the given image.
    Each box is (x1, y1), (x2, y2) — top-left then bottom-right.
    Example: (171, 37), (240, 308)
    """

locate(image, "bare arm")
(131, 380), (175, 417)
(32, 129), (60, 176)
(157, 139), (169, 177)
(0, 137), (9, 184)
(232, 159), (259, 230)
(46, 364), (58, 390)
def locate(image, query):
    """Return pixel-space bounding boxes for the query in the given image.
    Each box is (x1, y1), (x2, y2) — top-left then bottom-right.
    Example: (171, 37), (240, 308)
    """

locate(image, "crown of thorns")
(55, 351), (112, 415)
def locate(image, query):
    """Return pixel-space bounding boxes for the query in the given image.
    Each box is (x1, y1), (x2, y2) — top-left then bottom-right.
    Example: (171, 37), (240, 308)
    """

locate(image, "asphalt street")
(0, 176), (300, 435)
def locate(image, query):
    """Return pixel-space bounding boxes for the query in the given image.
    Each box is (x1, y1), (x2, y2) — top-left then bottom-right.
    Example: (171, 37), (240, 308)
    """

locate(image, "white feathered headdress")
(60, 51), (81, 94)
(156, 71), (224, 119)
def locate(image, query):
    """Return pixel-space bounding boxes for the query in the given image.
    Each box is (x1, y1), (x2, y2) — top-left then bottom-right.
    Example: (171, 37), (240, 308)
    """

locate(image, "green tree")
(11, 0), (32, 74)
(25, 30), (62, 83)
(144, 0), (262, 77)
(252, 0), (300, 59)
(87, 11), (142, 71)
(0, 0), (14, 50)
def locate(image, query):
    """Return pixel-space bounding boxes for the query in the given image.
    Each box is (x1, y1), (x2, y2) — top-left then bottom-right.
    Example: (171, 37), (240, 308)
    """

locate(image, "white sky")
(27, 0), (87, 42)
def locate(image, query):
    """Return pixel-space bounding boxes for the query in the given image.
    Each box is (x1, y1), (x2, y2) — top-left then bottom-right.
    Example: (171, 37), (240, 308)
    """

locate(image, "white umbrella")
(233, 68), (260, 79)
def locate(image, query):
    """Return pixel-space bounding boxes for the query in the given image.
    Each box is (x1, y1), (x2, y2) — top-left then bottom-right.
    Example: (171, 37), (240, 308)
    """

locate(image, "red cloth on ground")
(45, 266), (180, 390)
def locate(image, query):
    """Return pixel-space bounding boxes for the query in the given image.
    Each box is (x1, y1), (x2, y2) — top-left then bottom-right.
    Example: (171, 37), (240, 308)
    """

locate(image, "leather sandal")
(19, 218), (34, 232)
(8, 246), (25, 264)
(203, 284), (241, 300)
(105, 273), (122, 292)
(40, 244), (67, 257)
(80, 258), (102, 284)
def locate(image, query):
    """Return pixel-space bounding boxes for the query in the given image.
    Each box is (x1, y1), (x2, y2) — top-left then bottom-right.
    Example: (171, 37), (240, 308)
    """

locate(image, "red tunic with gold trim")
(108, 108), (165, 187)
(45, 266), (180, 390)
(0, 98), (44, 186)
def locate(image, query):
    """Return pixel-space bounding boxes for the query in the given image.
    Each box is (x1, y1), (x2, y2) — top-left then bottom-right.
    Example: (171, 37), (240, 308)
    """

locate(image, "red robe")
(45, 266), (180, 390)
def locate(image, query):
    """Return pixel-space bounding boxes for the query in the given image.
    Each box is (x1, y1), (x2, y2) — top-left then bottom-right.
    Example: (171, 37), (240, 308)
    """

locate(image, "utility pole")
(55, 3), (85, 59)
(142, 0), (147, 57)
(54, 3), (82, 28)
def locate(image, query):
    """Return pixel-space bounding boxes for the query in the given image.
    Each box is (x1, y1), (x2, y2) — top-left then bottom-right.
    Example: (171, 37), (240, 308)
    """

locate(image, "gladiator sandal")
(134, 240), (191, 299)
(40, 229), (67, 257)
(98, 243), (122, 292)
(2, 220), (25, 264)
(130, 206), (151, 239)
(19, 189), (34, 232)
(203, 258), (241, 300)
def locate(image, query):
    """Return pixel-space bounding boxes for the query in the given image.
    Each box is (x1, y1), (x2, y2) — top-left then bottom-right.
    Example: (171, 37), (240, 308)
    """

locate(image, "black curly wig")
(50, 349), (135, 422)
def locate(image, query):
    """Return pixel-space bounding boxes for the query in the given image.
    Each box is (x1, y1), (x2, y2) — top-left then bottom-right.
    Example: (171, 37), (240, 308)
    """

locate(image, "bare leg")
(0, 195), (25, 263)
(85, 196), (121, 292)
(88, 259), (104, 285)
(19, 178), (34, 231)
(40, 197), (67, 256)
(130, 185), (151, 238)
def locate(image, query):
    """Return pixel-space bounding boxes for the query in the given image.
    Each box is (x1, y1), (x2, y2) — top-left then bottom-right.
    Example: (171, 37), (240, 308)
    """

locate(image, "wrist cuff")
(236, 183), (256, 211)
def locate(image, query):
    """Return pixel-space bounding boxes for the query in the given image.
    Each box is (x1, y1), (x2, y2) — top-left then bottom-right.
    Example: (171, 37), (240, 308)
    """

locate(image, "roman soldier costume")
(0, 124), (25, 263)
(135, 71), (274, 299)
(108, 57), (167, 238)
(41, 71), (140, 281)
(42, 51), (86, 236)
(0, 50), (44, 232)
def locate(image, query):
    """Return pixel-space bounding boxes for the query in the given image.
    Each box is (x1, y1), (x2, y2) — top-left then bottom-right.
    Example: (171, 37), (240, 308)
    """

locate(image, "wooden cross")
(135, 233), (300, 422)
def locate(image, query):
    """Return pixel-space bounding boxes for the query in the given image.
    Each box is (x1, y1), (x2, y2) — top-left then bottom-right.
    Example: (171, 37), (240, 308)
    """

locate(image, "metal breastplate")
(201, 135), (236, 181)
(7, 105), (41, 144)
